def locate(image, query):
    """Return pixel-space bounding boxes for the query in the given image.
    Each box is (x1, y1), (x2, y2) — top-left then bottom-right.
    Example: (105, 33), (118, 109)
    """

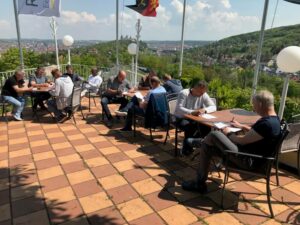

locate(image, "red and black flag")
(127, 0), (159, 17)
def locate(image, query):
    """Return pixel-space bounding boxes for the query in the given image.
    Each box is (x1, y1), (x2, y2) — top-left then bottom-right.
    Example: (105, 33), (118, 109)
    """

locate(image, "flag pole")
(50, 17), (60, 68)
(251, 0), (270, 99)
(179, 0), (186, 77)
(13, 0), (24, 69)
(135, 19), (141, 87)
(116, 0), (120, 70)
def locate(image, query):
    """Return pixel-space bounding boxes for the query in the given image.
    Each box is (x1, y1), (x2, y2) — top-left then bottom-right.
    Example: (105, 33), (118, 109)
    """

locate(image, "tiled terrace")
(1, 100), (300, 225)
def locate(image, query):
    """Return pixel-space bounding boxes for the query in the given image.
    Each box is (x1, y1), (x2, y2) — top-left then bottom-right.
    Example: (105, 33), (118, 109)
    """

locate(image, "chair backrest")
(210, 97), (217, 109)
(166, 93), (179, 101)
(71, 86), (82, 110)
(273, 120), (290, 158)
(280, 122), (300, 153)
(168, 99), (177, 116)
(98, 80), (108, 96)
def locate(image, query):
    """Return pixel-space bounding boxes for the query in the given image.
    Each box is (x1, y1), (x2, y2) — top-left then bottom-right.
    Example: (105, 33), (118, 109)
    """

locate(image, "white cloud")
(220, 0), (231, 9)
(0, 20), (10, 28)
(61, 10), (97, 24)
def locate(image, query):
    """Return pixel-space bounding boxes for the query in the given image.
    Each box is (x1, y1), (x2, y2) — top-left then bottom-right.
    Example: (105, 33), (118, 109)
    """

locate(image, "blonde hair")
(253, 90), (274, 108)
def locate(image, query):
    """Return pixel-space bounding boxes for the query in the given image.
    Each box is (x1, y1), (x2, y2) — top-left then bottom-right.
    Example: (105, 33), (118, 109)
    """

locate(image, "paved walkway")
(0, 101), (300, 225)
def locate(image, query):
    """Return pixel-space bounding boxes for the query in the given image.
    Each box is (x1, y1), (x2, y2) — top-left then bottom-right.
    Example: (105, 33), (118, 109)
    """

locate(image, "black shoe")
(182, 180), (207, 194)
(180, 148), (194, 157)
(106, 120), (113, 128)
(120, 127), (132, 132)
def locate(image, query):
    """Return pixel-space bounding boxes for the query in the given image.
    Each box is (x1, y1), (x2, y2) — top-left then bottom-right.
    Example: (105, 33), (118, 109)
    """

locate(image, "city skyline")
(0, 0), (300, 41)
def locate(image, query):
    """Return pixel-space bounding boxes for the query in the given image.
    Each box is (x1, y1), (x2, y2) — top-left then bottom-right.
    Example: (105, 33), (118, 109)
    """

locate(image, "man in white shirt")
(48, 69), (74, 122)
(86, 67), (103, 93)
(175, 81), (216, 156)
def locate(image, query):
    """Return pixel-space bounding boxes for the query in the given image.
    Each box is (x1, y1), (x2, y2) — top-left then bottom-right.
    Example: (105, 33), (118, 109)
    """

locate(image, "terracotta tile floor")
(1, 100), (300, 225)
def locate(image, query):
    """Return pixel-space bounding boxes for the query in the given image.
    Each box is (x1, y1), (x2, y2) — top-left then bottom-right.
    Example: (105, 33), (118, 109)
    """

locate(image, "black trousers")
(32, 92), (51, 109)
(177, 118), (211, 151)
(100, 95), (128, 120)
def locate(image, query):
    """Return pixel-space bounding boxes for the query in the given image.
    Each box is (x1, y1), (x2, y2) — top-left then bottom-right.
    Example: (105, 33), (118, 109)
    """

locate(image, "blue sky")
(0, 0), (300, 40)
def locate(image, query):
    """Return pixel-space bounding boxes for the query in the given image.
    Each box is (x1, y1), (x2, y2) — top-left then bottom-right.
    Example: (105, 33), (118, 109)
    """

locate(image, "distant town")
(0, 39), (212, 55)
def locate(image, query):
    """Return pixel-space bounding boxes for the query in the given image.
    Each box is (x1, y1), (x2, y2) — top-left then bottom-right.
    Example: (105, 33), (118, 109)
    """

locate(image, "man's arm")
(223, 128), (263, 145)
(175, 91), (194, 117)
(13, 85), (32, 93)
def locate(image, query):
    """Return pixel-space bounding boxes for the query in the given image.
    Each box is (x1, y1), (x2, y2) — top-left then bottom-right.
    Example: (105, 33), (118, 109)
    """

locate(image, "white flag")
(18, 0), (61, 17)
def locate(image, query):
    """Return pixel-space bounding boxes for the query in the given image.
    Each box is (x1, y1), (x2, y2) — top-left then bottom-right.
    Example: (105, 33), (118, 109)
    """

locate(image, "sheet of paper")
(214, 122), (229, 129)
(122, 91), (128, 95)
(201, 114), (216, 119)
(227, 127), (242, 133)
(32, 88), (37, 91)
(135, 91), (144, 100)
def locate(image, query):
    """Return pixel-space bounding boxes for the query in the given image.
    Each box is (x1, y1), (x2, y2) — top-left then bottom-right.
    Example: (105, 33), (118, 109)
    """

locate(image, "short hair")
(150, 76), (161, 84)
(51, 68), (60, 76)
(66, 65), (72, 70)
(252, 90), (274, 108)
(14, 69), (24, 76)
(91, 67), (98, 72)
(149, 69), (157, 76)
(193, 80), (208, 89)
(163, 74), (172, 81)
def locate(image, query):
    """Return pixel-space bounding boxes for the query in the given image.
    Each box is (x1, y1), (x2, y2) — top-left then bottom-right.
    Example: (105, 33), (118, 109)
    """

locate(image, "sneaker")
(13, 115), (23, 121)
(115, 110), (128, 116)
(120, 127), (132, 132)
(182, 180), (207, 194)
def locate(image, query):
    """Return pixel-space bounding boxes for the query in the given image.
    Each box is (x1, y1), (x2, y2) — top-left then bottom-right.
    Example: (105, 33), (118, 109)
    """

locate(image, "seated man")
(138, 69), (156, 90)
(162, 74), (183, 94)
(1, 70), (33, 121)
(120, 76), (166, 131)
(82, 67), (103, 96)
(86, 67), (103, 93)
(48, 69), (74, 122)
(29, 66), (51, 110)
(63, 65), (83, 86)
(101, 70), (133, 126)
(182, 90), (281, 193)
(174, 81), (216, 156)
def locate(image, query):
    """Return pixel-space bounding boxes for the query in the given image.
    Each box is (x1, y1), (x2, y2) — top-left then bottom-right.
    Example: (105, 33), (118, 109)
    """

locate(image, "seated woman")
(182, 90), (281, 193)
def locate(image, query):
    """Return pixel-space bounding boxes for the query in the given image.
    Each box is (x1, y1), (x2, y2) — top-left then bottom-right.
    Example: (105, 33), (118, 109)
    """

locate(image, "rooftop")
(0, 100), (299, 225)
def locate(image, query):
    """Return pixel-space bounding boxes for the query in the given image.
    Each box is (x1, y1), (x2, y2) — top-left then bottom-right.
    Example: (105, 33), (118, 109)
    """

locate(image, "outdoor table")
(184, 108), (260, 129)
(31, 86), (54, 119)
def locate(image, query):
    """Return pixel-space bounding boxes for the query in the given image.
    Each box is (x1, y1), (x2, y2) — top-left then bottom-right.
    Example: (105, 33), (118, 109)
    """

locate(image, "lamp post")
(276, 46), (300, 119)
(63, 35), (74, 65)
(128, 43), (137, 86)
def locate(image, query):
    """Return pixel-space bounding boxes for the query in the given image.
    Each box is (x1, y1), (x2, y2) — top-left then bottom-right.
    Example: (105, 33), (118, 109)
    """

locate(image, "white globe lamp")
(63, 35), (74, 65)
(276, 46), (300, 119)
(63, 35), (74, 47)
(128, 43), (137, 55)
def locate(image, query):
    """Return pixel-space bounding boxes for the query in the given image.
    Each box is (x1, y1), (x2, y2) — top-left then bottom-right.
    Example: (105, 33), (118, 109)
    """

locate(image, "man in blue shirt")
(119, 76), (166, 131)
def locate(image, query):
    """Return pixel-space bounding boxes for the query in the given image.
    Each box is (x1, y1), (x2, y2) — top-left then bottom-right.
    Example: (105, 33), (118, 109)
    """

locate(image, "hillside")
(187, 24), (300, 64)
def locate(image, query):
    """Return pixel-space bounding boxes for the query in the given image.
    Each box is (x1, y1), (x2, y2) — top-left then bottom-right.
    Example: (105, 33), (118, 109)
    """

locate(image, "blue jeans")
(3, 96), (25, 119)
